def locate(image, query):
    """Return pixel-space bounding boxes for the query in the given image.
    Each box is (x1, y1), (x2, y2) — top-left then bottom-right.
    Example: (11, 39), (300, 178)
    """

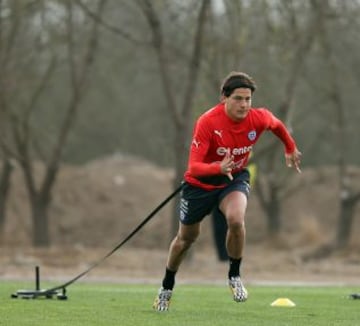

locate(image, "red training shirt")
(184, 103), (296, 190)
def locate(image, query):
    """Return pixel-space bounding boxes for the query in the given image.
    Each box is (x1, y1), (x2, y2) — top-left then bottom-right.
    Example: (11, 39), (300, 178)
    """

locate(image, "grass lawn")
(0, 281), (358, 326)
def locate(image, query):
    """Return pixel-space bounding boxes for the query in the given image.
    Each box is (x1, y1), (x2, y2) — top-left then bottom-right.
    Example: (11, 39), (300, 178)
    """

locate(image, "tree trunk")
(31, 196), (50, 247)
(255, 157), (282, 237)
(336, 194), (359, 248)
(266, 183), (281, 235)
(0, 159), (13, 238)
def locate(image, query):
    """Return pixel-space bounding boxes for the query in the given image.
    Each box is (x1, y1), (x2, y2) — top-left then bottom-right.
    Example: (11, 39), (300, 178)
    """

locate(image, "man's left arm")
(268, 114), (302, 173)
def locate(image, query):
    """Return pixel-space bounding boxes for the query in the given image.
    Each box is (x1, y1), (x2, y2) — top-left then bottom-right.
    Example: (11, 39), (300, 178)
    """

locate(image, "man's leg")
(166, 222), (201, 272)
(219, 191), (248, 302)
(153, 222), (200, 311)
(220, 191), (247, 260)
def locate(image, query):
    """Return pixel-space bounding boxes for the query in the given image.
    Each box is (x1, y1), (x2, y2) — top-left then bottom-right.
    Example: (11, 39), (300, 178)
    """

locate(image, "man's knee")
(227, 218), (245, 235)
(176, 225), (200, 249)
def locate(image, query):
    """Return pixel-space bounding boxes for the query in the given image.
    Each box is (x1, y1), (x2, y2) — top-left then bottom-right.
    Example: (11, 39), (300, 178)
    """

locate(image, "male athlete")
(153, 71), (301, 311)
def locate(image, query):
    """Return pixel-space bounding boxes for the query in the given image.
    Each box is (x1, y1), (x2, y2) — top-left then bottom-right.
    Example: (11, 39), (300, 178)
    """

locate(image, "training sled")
(11, 266), (67, 300)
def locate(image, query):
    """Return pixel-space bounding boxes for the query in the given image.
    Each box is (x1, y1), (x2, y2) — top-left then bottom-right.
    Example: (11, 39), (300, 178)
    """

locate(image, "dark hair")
(220, 71), (257, 97)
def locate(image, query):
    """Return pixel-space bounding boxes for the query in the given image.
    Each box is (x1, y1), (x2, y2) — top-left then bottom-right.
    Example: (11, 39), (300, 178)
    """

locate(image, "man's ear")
(220, 95), (226, 103)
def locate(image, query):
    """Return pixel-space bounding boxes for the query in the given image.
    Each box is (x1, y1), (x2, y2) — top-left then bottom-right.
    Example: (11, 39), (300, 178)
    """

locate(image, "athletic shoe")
(228, 276), (248, 302)
(153, 287), (172, 311)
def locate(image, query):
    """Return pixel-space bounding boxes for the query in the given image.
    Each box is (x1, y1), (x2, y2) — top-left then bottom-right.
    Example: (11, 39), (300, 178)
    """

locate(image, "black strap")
(44, 183), (184, 293)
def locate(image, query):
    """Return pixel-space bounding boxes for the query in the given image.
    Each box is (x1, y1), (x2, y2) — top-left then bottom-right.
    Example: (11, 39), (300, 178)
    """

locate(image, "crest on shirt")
(248, 130), (256, 141)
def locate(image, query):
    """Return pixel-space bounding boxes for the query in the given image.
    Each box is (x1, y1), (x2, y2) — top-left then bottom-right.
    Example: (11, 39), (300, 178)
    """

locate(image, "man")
(153, 71), (301, 311)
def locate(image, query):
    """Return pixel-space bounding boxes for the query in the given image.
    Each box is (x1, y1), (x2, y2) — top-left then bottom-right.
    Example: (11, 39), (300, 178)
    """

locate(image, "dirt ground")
(1, 155), (360, 286)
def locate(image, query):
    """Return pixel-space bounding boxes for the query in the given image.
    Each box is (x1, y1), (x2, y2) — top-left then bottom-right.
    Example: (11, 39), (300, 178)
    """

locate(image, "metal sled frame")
(11, 266), (67, 300)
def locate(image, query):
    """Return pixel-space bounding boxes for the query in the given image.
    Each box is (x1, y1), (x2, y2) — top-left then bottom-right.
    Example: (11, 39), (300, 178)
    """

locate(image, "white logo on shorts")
(179, 198), (189, 221)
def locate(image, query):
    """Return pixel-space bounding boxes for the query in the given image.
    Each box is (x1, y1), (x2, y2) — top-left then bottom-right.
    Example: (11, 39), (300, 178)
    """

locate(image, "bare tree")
(0, 0), (105, 246)
(314, 0), (360, 249)
(0, 0), (18, 239)
(252, 0), (317, 236)
(135, 0), (211, 235)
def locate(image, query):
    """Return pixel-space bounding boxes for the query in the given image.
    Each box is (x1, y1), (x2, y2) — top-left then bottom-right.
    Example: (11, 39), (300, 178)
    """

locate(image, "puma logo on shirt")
(214, 130), (223, 138)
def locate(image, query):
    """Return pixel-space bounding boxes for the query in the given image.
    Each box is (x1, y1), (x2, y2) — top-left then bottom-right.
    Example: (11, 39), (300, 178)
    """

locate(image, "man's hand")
(220, 150), (235, 180)
(285, 148), (302, 173)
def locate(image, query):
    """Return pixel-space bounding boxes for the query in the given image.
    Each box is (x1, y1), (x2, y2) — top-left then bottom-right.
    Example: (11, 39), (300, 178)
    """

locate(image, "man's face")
(223, 88), (252, 121)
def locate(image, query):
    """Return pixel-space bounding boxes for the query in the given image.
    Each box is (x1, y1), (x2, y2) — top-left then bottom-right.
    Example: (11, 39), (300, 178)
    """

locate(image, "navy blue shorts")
(179, 169), (250, 225)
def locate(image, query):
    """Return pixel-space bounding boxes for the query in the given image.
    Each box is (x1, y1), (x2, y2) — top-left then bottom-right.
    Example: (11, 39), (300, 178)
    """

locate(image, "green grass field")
(0, 281), (358, 325)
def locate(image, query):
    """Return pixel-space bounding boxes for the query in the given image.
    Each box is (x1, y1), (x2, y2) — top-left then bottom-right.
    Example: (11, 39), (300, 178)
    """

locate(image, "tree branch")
(75, 0), (147, 45)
